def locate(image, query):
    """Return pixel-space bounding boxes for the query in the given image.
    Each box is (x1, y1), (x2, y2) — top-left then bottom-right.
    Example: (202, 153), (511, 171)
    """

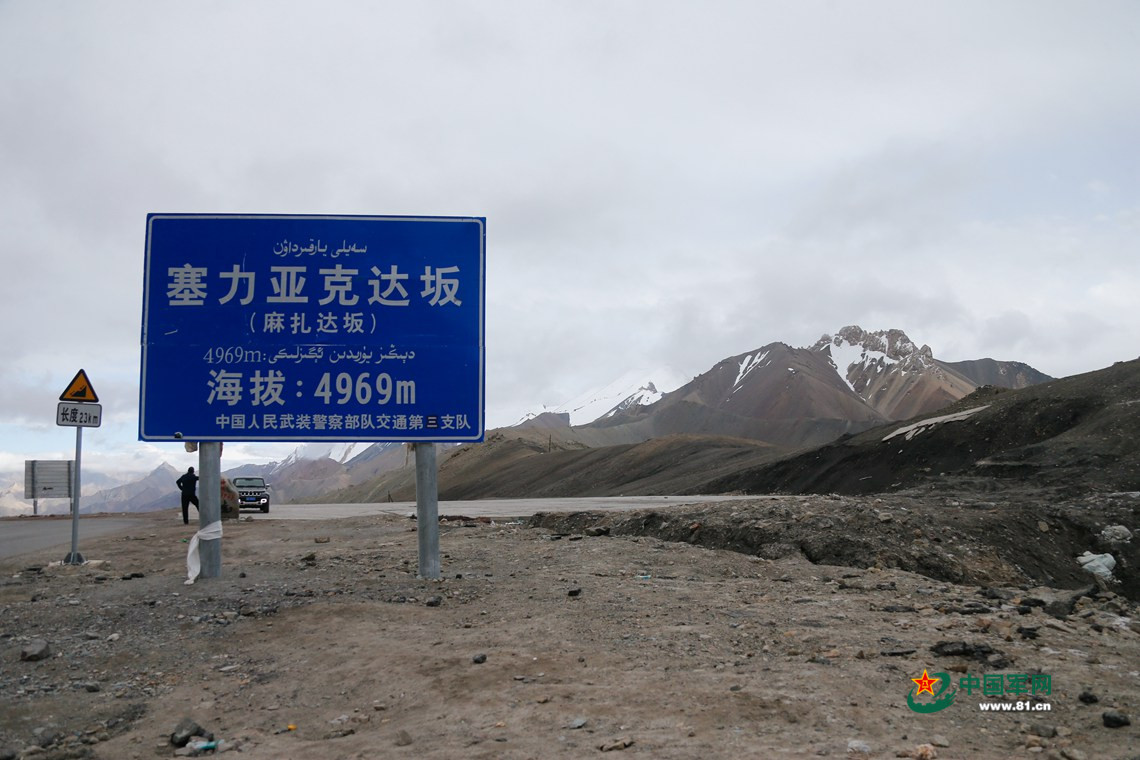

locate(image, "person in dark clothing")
(176, 466), (200, 525)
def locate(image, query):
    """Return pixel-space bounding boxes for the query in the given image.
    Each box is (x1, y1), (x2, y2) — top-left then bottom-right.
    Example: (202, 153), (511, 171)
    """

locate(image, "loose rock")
(170, 717), (207, 748)
(1099, 525), (1132, 543)
(19, 639), (50, 662)
(599, 736), (634, 751)
(930, 641), (998, 662)
(1102, 709), (1130, 728)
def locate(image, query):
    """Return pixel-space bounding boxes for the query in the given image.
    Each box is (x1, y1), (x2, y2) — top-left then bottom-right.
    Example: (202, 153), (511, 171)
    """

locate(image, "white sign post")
(56, 369), (100, 565)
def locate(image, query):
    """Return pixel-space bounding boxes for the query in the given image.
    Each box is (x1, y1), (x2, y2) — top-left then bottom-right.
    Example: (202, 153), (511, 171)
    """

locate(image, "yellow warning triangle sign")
(60, 369), (99, 403)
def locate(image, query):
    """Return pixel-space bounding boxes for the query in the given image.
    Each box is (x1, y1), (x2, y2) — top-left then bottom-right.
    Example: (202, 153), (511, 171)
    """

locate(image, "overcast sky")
(2, 1), (1138, 479)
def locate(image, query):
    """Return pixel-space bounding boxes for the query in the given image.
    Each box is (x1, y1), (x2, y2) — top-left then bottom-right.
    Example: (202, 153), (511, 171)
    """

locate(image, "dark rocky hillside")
(939, 357), (1054, 389)
(323, 429), (782, 502)
(699, 358), (1140, 498)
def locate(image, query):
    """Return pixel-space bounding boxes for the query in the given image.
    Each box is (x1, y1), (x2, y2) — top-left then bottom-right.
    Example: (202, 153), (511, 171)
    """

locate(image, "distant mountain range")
(325, 326), (1055, 502)
(0, 467), (148, 517)
(703, 355), (1140, 499)
(522, 325), (1051, 450)
(0, 325), (1056, 514)
(71, 442), (414, 515)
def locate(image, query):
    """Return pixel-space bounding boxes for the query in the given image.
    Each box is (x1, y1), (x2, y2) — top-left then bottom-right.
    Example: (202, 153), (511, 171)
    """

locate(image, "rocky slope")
(701, 358), (1140, 500)
(324, 430), (780, 503)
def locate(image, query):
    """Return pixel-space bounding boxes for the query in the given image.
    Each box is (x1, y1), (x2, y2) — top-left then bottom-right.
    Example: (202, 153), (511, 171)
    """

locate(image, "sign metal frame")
(24, 460), (74, 500)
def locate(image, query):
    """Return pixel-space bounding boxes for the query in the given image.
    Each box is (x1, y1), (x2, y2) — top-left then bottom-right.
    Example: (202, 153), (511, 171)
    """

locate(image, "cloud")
(1, 1), (1139, 475)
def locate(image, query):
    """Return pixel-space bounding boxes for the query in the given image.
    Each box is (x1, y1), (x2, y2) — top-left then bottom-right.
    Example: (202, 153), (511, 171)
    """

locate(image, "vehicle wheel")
(261, 504), (270, 513)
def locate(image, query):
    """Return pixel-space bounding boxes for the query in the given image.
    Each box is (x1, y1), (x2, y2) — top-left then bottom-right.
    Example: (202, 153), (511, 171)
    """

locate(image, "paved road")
(0, 517), (150, 562)
(0, 495), (748, 560)
(263, 495), (744, 520)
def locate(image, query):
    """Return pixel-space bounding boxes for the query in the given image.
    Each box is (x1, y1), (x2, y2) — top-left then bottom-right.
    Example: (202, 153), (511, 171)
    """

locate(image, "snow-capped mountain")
(811, 326), (973, 419)
(518, 367), (691, 427)
(812, 326), (1051, 420)
(587, 326), (1053, 449)
(275, 442), (367, 468)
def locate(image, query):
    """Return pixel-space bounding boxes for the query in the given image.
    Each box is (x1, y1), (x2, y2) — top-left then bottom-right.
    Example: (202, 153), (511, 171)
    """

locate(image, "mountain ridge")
(2, 325), (1057, 514)
(318, 325), (1057, 504)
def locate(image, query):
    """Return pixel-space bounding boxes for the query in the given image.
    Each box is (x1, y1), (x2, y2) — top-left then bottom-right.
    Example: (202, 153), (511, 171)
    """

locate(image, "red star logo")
(911, 669), (939, 696)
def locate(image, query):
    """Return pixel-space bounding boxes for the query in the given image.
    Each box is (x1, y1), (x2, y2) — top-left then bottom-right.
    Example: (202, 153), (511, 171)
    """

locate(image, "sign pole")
(65, 426), (84, 565)
(54, 368), (100, 564)
(198, 442), (222, 579)
(414, 442), (440, 579)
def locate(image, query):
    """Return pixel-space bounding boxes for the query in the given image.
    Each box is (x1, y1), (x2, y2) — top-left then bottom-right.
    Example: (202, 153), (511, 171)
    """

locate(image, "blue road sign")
(140, 214), (485, 442)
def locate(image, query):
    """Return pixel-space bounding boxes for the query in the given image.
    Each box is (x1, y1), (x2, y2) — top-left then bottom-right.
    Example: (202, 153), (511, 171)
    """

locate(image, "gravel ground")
(1, 496), (1138, 759)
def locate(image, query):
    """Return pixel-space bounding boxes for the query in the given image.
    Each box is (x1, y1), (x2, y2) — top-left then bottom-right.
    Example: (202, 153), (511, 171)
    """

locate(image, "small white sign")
(57, 402), (102, 428)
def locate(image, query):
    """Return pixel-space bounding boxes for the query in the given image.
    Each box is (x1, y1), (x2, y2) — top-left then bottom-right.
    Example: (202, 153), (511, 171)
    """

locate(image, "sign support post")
(198, 442), (222, 578)
(415, 442), (440, 579)
(64, 426), (84, 565)
(57, 368), (100, 565)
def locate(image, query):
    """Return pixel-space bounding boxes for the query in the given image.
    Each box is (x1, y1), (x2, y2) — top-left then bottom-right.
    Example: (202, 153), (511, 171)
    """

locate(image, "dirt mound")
(530, 491), (1140, 601)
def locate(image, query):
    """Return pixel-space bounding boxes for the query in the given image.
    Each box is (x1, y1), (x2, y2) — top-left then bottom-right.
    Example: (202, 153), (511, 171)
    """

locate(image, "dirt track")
(1, 497), (1138, 759)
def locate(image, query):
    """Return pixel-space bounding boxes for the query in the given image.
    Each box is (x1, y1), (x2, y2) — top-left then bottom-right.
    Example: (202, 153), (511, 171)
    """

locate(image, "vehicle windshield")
(232, 477), (266, 488)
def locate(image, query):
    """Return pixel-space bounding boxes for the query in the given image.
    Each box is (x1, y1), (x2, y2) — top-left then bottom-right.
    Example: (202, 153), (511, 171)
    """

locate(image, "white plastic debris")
(1077, 551), (1116, 581)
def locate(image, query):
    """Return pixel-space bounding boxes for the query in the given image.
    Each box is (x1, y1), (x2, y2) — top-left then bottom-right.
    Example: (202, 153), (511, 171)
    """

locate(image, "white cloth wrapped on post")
(186, 520), (223, 585)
